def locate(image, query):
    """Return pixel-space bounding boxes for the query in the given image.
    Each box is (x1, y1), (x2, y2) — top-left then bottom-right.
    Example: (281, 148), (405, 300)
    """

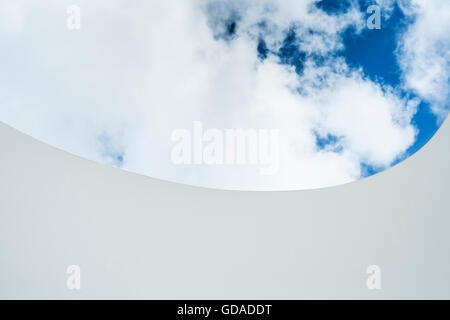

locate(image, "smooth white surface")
(0, 119), (449, 299)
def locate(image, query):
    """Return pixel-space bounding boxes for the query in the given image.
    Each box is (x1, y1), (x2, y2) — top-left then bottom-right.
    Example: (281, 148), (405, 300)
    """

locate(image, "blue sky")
(254, 0), (444, 176)
(0, 0), (448, 190)
(338, 0), (441, 171)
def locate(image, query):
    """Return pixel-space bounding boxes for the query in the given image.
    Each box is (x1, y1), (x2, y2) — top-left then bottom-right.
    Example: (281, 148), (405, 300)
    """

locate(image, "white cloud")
(398, 0), (450, 119)
(0, 0), (441, 190)
(203, 0), (364, 53)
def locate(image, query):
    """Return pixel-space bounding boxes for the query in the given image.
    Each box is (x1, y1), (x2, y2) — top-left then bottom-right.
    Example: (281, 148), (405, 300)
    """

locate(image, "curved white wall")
(0, 119), (449, 299)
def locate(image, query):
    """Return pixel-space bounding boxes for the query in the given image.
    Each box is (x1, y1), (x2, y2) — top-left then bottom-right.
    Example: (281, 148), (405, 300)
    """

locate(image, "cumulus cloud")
(397, 0), (450, 119)
(0, 0), (445, 190)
